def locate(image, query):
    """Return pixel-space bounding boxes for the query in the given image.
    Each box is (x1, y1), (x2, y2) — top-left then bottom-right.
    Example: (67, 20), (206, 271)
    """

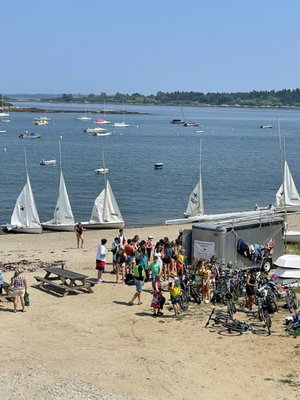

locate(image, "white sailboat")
(165, 140), (274, 225)
(82, 151), (125, 229)
(41, 140), (75, 231)
(185, 140), (204, 217)
(75, 101), (92, 121)
(276, 160), (300, 211)
(3, 150), (42, 233)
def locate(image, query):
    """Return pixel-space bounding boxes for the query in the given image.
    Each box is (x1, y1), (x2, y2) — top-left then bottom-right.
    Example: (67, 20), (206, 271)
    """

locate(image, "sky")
(1, 0), (300, 95)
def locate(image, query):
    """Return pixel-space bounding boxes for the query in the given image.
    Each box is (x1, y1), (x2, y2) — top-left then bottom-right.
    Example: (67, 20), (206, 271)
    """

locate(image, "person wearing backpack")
(111, 237), (120, 274)
(162, 240), (173, 281)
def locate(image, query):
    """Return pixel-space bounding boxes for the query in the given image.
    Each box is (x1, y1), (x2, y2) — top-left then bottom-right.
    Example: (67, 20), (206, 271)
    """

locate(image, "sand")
(0, 224), (299, 400)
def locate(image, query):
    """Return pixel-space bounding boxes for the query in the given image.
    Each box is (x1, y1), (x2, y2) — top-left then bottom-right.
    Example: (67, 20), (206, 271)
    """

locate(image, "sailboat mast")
(198, 138), (202, 207)
(102, 150), (108, 221)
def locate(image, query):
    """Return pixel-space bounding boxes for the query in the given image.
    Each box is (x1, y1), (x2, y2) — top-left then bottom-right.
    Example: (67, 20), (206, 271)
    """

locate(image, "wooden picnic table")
(34, 267), (96, 296)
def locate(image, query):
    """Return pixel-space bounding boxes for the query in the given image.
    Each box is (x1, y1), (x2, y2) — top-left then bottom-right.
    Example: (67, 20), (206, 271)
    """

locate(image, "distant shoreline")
(6, 106), (148, 115)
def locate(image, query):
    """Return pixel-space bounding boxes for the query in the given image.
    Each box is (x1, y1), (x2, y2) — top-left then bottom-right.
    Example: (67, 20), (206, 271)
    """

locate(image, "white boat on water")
(75, 101), (92, 121)
(183, 121), (199, 127)
(112, 121), (130, 128)
(273, 255), (300, 282)
(41, 141), (75, 231)
(35, 118), (48, 126)
(93, 131), (112, 137)
(40, 159), (57, 166)
(2, 151), (42, 234)
(95, 167), (109, 175)
(0, 96), (10, 118)
(260, 125), (272, 129)
(19, 131), (41, 139)
(82, 151), (124, 229)
(84, 127), (109, 134)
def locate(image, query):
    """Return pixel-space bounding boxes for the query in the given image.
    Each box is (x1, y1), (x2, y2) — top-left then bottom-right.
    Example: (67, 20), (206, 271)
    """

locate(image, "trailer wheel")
(261, 257), (272, 273)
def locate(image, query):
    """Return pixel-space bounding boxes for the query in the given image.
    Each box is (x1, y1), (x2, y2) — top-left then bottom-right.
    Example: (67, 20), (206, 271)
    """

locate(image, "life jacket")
(170, 278), (181, 297)
(133, 263), (145, 279)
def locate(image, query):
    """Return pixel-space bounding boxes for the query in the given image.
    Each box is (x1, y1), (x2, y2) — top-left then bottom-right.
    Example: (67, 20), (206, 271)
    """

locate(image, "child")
(169, 272), (181, 317)
(150, 275), (165, 317)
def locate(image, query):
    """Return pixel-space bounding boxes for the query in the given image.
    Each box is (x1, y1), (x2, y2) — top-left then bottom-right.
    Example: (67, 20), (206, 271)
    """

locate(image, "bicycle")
(180, 275), (202, 304)
(284, 283), (299, 313)
(205, 308), (252, 336)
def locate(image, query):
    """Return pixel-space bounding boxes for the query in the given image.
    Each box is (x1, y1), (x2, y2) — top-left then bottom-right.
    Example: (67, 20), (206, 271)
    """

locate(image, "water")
(0, 103), (300, 227)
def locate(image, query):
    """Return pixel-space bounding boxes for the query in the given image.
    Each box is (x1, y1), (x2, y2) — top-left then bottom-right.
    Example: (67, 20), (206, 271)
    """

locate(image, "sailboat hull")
(41, 223), (75, 232)
(2, 224), (42, 234)
(81, 221), (125, 230)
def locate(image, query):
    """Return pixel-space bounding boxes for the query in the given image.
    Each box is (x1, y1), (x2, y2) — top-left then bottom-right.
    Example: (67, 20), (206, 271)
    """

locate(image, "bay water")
(0, 102), (299, 227)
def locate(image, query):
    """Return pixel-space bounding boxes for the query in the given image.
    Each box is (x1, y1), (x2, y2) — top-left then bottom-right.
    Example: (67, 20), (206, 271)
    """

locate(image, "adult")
(74, 222), (84, 249)
(124, 239), (135, 270)
(96, 238), (108, 282)
(129, 257), (145, 305)
(202, 262), (212, 303)
(150, 256), (162, 287)
(11, 267), (28, 313)
(111, 237), (120, 274)
(116, 247), (127, 284)
(151, 275), (165, 317)
(210, 255), (220, 291)
(117, 229), (126, 246)
(245, 268), (257, 311)
(162, 240), (172, 281)
(0, 260), (3, 296)
(145, 236), (153, 262)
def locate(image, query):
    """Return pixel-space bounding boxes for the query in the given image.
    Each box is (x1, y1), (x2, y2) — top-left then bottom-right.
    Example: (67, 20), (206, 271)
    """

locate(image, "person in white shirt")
(96, 238), (108, 282)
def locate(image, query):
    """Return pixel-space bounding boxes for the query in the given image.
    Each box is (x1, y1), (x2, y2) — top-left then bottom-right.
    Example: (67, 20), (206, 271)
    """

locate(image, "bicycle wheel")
(218, 324), (243, 336)
(179, 291), (189, 311)
(263, 309), (272, 335)
(227, 300), (236, 319)
(266, 297), (278, 313)
(190, 287), (201, 304)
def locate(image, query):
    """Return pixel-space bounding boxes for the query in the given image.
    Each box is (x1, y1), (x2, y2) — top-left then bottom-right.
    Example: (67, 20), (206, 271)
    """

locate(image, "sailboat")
(165, 140), (273, 225)
(82, 151), (125, 229)
(75, 101), (92, 121)
(184, 140), (204, 217)
(276, 160), (300, 211)
(2, 150), (42, 233)
(41, 140), (75, 231)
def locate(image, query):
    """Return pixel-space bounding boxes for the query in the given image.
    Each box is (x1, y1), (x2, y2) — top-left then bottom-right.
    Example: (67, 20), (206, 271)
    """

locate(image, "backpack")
(166, 246), (173, 257)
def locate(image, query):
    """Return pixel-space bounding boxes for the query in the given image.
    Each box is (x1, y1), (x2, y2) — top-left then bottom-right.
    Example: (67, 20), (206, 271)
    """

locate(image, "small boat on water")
(112, 122), (130, 128)
(260, 125), (272, 129)
(35, 117), (49, 126)
(170, 119), (185, 124)
(19, 131), (41, 139)
(84, 127), (108, 134)
(95, 118), (111, 124)
(184, 121), (199, 127)
(94, 167), (109, 175)
(40, 159), (57, 166)
(195, 130), (204, 133)
(93, 131), (112, 137)
(154, 162), (163, 169)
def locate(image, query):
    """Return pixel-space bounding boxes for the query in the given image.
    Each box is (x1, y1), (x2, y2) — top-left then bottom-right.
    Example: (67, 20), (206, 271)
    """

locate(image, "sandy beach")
(0, 223), (299, 400)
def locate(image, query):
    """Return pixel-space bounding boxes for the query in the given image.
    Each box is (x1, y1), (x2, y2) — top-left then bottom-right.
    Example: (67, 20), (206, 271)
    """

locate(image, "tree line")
(4, 89), (300, 107)
(54, 89), (300, 107)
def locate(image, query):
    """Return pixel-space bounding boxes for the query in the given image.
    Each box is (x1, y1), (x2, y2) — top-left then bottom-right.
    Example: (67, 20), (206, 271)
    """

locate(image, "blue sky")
(1, 0), (300, 95)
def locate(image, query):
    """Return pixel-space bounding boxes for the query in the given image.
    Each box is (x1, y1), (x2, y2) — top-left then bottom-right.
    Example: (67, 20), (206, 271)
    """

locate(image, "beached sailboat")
(2, 150), (42, 233)
(41, 140), (75, 231)
(82, 151), (125, 229)
(165, 140), (273, 225)
(276, 160), (300, 211)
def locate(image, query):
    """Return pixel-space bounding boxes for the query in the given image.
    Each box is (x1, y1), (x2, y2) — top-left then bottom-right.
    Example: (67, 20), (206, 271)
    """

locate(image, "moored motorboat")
(183, 121), (199, 127)
(170, 119), (185, 124)
(154, 162), (163, 169)
(93, 131), (112, 137)
(95, 167), (109, 174)
(95, 118), (111, 124)
(40, 159), (57, 166)
(112, 122), (130, 128)
(19, 131), (41, 139)
(84, 127), (109, 134)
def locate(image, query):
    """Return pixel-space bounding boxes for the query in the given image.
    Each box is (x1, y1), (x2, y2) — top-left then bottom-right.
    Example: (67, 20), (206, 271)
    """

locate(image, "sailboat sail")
(276, 161), (300, 207)
(9, 173), (41, 232)
(185, 178), (204, 216)
(90, 179), (124, 224)
(48, 171), (75, 225)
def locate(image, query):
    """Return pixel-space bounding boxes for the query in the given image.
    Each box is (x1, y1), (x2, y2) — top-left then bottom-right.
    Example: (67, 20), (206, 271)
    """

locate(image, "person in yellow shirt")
(202, 263), (212, 304)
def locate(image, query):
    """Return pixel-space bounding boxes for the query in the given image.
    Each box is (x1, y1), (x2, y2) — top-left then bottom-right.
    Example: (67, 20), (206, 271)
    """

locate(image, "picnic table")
(34, 266), (96, 296)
